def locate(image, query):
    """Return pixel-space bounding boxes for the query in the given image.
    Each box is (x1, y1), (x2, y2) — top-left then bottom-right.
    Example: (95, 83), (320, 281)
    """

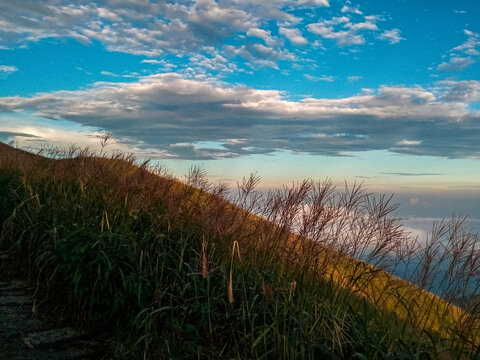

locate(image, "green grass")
(0, 142), (479, 359)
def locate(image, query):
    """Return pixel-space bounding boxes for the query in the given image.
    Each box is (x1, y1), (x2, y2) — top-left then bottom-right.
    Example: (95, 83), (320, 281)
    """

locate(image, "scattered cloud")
(438, 56), (474, 72)
(141, 59), (176, 71)
(397, 140), (421, 146)
(100, 70), (138, 78)
(298, 0), (330, 7)
(0, 74), (479, 160)
(341, 5), (362, 15)
(307, 14), (380, 46)
(100, 71), (120, 77)
(189, 52), (239, 74)
(437, 30), (480, 72)
(246, 28), (276, 46)
(224, 43), (295, 69)
(0, 0), (335, 73)
(279, 27), (308, 45)
(0, 1), (408, 74)
(378, 29), (405, 44)
(453, 30), (480, 55)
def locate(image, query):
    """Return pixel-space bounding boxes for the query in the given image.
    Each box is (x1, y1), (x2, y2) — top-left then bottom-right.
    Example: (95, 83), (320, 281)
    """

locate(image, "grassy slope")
(0, 142), (478, 359)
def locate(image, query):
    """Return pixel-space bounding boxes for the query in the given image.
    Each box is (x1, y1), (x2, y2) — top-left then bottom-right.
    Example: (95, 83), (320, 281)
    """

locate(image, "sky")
(0, 0), (479, 227)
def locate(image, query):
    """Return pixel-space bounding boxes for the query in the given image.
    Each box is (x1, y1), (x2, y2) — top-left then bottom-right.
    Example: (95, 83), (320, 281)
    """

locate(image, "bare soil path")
(0, 252), (106, 359)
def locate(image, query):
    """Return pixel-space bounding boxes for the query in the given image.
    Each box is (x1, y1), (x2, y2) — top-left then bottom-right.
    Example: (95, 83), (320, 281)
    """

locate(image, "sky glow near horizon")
(0, 0), (479, 221)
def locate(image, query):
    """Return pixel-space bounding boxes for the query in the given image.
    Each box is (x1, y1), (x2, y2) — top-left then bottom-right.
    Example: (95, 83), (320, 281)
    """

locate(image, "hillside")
(0, 142), (479, 359)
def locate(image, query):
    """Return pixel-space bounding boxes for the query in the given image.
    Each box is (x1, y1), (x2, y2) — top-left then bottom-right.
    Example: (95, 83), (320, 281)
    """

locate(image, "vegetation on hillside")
(0, 141), (479, 359)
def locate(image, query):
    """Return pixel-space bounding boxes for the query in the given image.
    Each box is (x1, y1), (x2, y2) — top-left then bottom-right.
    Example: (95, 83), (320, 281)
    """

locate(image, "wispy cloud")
(304, 74), (335, 82)
(306, 9), (399, 48)
(380, 172), (443, 176)
(378, 29), (405, 44)
(437, 30), (480, 72)
(298, 0), (330, 7)
(307, 16), (373, 46)
(100, 70), (138, 78)
(438, 57), (474, 72)
(347, 75), (362, 82)
(0, 65), (18, 76)
(141, 60), (163, 65)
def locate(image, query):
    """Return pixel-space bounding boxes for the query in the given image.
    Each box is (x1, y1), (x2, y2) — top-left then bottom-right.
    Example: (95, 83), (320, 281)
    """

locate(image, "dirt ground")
(0, 253), (105, 359)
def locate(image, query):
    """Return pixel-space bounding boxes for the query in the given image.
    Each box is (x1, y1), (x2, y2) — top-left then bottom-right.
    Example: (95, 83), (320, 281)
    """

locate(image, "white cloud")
(304, 74), (334, 82)
(402, 224), (429, 243)
(454, 30), (480, 54)
(0, 65), (18, 75)
(346, 21), (377, 31)
(97, 7), (121, 22)
(378, 29), (404, 44)
(297, 0), (330, 7)
(225, 43), (296, 68)
(100, 70), (138, 78)
(100, 70), (119, 77)
(279, 27), (308, 45)
(437, 30), (480, 72)
(341, 5), (362, 15)
(438, 57), (474, 72)
(141, 59), (176, 71)
(0, 115), (176, 159)
(246, 27), (276, 46)
(141, 59), (163, 64)
(397, 140), (421, 146)
(0, 0), (307, 70)
(347, 75), (362, 82)
(189, 52), (239, 74)
(307, 14), (381, 46)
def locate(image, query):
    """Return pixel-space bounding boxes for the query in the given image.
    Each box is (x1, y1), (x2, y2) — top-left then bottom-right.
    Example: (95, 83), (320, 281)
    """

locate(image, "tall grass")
(0, 141), (479, 359)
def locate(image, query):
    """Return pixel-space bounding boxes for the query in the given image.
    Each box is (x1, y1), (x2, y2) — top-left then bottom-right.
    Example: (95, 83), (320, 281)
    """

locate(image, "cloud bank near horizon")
(1, 74), (479, 160)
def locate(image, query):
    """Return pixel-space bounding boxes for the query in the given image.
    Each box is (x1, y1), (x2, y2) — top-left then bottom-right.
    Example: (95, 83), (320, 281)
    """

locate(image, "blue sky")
(0, 0), (479, 221)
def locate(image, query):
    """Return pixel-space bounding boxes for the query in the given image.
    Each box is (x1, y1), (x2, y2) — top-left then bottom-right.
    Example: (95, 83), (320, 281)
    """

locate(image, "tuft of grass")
(0, 141), (479, 359)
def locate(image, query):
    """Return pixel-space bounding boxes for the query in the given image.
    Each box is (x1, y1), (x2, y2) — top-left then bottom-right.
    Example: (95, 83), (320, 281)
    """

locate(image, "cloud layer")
(1, 74), (479, 159)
